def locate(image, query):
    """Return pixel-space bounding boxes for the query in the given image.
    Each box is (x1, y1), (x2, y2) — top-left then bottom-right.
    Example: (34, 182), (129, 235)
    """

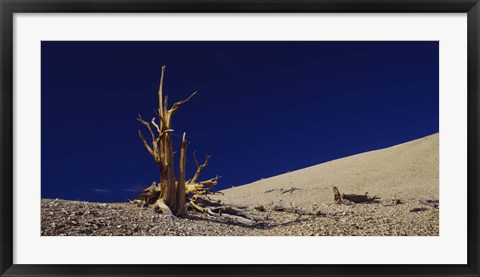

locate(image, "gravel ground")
(41, 134), (439, 236)
(41, 197), (438, 236)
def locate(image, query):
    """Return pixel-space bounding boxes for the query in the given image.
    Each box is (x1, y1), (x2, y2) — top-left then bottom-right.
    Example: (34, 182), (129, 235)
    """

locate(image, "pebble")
(41, 198), (439, 236)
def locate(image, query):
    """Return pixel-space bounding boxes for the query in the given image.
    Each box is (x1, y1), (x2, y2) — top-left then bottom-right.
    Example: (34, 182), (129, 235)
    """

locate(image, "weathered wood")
(342, 193), (379, 203)
(281, 187), (300, 194)
(410, 207), (428, 212)
(333, 186), (342, 202)
(189, 152), (210, 184)
(419, 199), (439, 208)
(332, 186), (380, 204)
(188, 199), (205, 213)
(176, 132), (188, 217)
(136, 65), (219, 216)
(185, 175), (220, 195)
(153, 198), (173, 215)
(211, 206), (263, 222)
(205, 208), (256, 226)
(191, 195), (223, 207)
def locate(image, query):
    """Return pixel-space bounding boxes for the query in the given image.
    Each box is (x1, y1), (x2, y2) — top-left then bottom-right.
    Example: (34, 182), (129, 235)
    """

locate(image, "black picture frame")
(1, 1), (479, 276)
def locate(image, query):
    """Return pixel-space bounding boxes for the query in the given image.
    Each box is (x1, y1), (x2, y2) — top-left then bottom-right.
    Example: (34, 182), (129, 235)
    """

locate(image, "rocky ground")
(41, 197), (438, 236)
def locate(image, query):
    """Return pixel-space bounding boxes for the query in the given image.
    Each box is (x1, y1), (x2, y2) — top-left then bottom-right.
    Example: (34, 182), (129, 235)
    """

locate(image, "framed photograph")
(1, 0), (479, 276)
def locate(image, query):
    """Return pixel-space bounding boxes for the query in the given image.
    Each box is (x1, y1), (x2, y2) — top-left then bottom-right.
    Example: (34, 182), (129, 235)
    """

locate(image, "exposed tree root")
(186, 195), (261, 226)
(132, 179), (260, 226)
(205, 208), (256, 226)
(130, 182), (160, 207)
(153, 198), (173, 215)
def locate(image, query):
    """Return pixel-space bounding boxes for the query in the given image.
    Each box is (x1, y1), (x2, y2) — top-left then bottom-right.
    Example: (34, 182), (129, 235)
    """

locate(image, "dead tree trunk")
(137, 66), (196, 216)
(176, 132), (188, 217)
(136, 65), (221, 217)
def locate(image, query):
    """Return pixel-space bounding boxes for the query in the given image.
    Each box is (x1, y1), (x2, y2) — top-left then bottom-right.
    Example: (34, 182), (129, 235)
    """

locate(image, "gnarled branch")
(189, 153), (211, 184)
(170, 91), (197, 114)
(157, 66), (165, 117)
(151, 117), (161, 135)
(137, 114), (155, 142)
(138, 130), (154, 157)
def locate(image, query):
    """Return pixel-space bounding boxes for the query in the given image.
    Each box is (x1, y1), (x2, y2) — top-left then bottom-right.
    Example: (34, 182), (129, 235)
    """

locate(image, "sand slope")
(216, 133), (438, 208)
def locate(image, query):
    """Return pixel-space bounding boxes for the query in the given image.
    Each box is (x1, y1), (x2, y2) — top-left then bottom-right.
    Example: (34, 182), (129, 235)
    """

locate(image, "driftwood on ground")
(186, 195), (261, 226)
(333, 186), (380, 204)
(410, 207), (428, 212)
(281, 187), (300, 194)
(419, 199), (439, 208)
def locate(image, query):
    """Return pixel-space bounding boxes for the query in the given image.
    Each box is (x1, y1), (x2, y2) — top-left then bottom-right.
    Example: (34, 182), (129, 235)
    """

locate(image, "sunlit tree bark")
(136, 66), (217, 216)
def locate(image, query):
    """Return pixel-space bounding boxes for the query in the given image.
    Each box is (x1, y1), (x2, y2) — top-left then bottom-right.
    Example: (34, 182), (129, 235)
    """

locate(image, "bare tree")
(135, 66), (218, 216)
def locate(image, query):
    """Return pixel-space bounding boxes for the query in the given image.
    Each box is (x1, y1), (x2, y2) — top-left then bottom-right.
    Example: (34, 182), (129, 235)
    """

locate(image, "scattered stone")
(381, 199), (403, 206)
(410, 207), (428, 212)
(41, 197), (438, 236)
(419, 199), (439, 208)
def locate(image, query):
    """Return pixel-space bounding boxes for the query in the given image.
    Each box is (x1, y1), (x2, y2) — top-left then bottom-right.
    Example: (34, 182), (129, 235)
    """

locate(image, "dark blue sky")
(41, 41), (439, 202)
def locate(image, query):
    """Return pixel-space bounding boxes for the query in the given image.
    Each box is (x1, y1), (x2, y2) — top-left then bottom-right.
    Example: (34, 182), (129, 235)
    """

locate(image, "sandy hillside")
(42, 134), (439, 236)
(214, 133), (439, 208)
